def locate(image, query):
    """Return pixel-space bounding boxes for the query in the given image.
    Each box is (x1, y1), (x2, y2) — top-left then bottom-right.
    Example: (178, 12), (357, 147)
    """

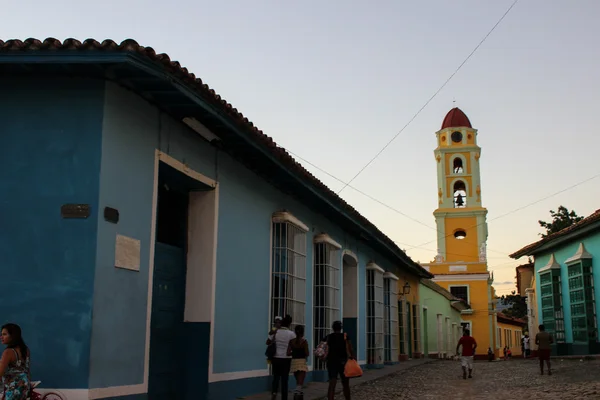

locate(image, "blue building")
(0, 38), (432, 400)
(511, 209), (600, 356)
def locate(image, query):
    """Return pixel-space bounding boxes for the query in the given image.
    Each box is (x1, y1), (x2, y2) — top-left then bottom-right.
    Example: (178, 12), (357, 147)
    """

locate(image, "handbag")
(314, 340), (328, 360)
(343, 333), (363, 378)
(266, 330), (277, 360)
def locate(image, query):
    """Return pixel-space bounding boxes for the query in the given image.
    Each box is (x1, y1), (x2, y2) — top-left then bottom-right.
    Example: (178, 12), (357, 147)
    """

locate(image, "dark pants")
(272, 358), (292, 399)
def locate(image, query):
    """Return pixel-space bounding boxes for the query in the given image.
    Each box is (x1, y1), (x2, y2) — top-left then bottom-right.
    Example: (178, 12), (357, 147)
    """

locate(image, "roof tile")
(0, 37), (432, 278)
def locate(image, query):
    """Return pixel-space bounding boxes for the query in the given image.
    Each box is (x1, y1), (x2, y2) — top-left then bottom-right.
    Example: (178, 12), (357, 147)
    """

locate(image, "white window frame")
(313, 234), (341, 371)
(498, 327), (502, 347)
(383, 272), (399, 363)
(366, 262), (385, 365)
(449, 284), (470, 305)
(461, 320), (472, 337)
(270, 212), (308, 331)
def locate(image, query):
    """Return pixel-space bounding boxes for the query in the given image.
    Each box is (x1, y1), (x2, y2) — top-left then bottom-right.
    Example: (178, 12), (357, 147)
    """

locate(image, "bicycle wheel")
(42, 393), (65, 400)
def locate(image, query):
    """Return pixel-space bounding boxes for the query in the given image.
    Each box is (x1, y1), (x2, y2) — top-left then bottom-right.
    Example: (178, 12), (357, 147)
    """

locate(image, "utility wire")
(336, 0), (520, 195)
(288, 149), (508, 257)
(408, 172), (600, 251)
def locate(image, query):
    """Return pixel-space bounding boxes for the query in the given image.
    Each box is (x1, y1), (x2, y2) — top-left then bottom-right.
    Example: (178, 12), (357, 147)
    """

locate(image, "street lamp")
(402, 282), (411, 295)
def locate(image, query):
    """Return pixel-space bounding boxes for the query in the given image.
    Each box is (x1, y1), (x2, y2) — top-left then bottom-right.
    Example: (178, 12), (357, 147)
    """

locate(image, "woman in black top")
(324, 321), (354, 400)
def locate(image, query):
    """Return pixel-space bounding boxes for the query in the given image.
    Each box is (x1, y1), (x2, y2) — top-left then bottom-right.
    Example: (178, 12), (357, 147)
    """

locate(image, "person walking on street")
(324, 321), (354, 400)
(288, 325), (309, 397)
(266, 315), (296, 400)
(535, 324), (553, 375)
(523, 334), (531, 358)
(456, 329), (477, 379)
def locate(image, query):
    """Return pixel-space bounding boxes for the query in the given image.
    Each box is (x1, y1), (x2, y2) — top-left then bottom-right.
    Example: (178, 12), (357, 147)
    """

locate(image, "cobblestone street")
(333, 359), (600, 399)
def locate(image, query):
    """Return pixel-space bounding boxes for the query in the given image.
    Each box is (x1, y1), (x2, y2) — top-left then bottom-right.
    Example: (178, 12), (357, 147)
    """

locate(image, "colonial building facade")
(511, 209), (600, 356)
(421, 108), (501, 359)
(0, 38), (431, 400)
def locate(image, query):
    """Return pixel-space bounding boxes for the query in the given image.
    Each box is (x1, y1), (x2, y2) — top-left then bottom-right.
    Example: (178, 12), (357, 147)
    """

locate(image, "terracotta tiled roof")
(510, 209), (600, 259)
(441, 107), (472, 130)
(497, 312), (526, 327)
(0, 38), (432, 278)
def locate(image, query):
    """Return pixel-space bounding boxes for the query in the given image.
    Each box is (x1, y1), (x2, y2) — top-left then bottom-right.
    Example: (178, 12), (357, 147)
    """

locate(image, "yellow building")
(420, 108), (501, 359)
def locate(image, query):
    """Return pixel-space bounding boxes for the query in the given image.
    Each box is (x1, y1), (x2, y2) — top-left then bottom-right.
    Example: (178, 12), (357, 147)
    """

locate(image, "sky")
(3, 0), (599, 296)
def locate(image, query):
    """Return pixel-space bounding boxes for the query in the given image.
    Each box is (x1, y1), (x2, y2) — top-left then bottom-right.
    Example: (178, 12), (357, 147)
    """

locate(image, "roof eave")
(510, 220), (600, 259)
(1, 48), (433, 278)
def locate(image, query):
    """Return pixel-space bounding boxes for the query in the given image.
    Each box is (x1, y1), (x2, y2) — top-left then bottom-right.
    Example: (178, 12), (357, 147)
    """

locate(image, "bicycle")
(0, 381), (65, 400)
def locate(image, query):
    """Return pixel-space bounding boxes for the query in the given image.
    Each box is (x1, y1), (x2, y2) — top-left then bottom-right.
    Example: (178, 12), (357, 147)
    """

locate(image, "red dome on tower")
(441, 107), (472, 130)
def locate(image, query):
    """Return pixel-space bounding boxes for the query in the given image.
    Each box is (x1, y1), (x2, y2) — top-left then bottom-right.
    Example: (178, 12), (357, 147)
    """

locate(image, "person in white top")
(267, 315), (296, 400)
(523, 334), (531, 358)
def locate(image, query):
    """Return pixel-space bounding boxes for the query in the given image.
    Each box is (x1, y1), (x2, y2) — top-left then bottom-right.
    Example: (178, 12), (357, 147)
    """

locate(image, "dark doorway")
(148, 163), (191, 400)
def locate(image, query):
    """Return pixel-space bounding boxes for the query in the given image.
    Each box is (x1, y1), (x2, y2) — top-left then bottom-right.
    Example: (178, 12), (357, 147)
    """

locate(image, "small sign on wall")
(449, 265), (467, 272)
(115, 234), (141, 272)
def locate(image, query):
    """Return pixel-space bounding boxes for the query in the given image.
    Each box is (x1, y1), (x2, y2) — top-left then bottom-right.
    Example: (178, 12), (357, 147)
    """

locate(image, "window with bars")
(450, 286), (469, 304)
(540, 268), (565, 343)
(367, 264), (384, 365)
(313, 236), (341, 371)
(413, 304), (420, 354)
(445, 317), (452, 354)
(398, 300), (405, 355)
(271, 215), (307, 331)
(567, 258), (597, 343)
(383, 274), (399, 363)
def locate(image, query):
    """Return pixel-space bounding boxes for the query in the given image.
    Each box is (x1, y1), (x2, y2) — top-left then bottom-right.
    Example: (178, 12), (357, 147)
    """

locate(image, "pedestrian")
(487, 347), (494, 362)
(523, 334), (531, 358)
(266, 315), (296, 400)
(324, 321), (354, 400)
(456, 329), (477, 379)
(507, 348), (512, 360)
(503, 346), (508, 361)
(0, 323), (31, 400)
(535, 324), (553, 375)
(288, 325), (309, 398)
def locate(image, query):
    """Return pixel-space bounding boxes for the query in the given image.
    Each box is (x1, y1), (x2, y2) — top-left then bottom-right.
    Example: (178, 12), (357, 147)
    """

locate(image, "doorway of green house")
(422, 308), (428, 357)
(342, 253), (358, 363)
(148, 161), (216, 400)
(406, 302), (412, 358)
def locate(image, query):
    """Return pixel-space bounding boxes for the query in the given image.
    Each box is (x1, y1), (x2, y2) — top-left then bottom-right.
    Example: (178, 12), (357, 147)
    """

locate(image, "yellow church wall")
(433, 279), (493, 357)
(427, 262), (488, 275)
(443, 217), (479, 262)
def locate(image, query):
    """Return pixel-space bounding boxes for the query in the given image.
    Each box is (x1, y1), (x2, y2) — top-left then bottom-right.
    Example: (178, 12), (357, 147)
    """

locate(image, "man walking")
(535, 325), (553, 375)
(456, 329), (477, 379)
(523, 333), (531, 358)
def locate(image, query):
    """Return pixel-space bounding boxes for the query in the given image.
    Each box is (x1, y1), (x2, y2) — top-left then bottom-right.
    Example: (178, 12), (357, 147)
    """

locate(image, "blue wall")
(86, 82), (417, 397)
(535, 231), (600, 345)
(0, 78), (105, 388)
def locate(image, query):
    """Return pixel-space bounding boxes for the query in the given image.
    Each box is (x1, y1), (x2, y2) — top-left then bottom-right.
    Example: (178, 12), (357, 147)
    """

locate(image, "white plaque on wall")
(115, 234), (141, 272)
(449, 265), (467, 272)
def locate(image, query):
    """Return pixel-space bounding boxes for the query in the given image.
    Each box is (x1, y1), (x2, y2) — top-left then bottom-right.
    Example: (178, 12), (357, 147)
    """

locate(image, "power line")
(408, 172), (600, 251)
(336, 0), (520, 195)
(287, 149), (509, 259)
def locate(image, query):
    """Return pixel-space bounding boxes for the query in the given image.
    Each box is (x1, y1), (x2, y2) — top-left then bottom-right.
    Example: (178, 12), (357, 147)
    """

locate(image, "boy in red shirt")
(456, 329), (477, 379)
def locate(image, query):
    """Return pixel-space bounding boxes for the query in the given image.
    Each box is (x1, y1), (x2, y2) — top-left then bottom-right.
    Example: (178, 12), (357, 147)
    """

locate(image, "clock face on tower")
(451, 131), (463, 143)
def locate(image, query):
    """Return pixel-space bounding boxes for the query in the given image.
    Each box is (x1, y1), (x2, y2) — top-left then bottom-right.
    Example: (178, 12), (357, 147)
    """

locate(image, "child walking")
(288, 325), (309, 397)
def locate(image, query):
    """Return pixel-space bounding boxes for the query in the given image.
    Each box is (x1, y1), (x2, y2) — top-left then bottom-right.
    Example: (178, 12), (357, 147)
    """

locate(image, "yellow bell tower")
(422, 107), (498, 359)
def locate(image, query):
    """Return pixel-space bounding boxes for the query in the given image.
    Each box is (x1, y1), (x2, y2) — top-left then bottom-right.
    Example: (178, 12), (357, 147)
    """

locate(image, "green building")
(420, 279), (468, 358)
